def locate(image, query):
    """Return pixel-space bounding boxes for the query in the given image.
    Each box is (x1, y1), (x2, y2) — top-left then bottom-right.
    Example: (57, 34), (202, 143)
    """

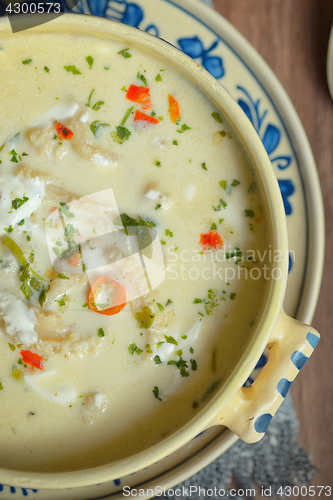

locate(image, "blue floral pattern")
(236, 86), (295, 215)
(177, 37), (224, 79)
(0, 485), (38, 496)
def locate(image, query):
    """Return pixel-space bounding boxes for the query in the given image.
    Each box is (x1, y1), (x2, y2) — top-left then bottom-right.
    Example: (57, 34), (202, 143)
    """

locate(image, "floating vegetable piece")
(134, 110), (159, 124)
(55, 122), (73, 140)
(168, 94), (180, 123)
(135, 306), (155, 329)
(88, 276), (126, 316)
(20, 350), (44, 370)
(2, 236), (47, 305)
(126, 85), (152, 109)
(200, 231), (223, 250)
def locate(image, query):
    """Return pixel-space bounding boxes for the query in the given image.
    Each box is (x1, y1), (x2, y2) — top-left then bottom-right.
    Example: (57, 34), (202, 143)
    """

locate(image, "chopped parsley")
(165, 299), (173, 307)
(4, 226), (13, 233)
(82, 303), (88, 308)
(155, 161), (162, 167)
(173, 140), (178, 145)
(135, 306), (155, 329)
(11, 196), (29, 210)
(22, 59), (32, 65)
(114, 125), (131, 143)
(90, 120), (110, 137)
(230, 292), (236, 300)
(164, 335), (178, 345)
(219, 180), (227, 190)
(44, 66), (49, 73)
(190, 359), (197, 371)
(193, 298), (202, 304)
(64, 65), (82, 75)
(211, 112), (222, 123)
(86, 89), (95, 107)
(154, 355), (162, 364)
(128, 343), (143, 355)
(201, 162), (207, 170)
(161, 240), (166, 245)
(92, 100), (105, 111)
(153, 386), (162, 401)
(157, 303), (165, 311)
(155, 73), (162, 82)
(245, 210), (255, 218)
(231, 179), (240, 187)
(57, 298), (66, 307)
(97, 328), (105, 338)
(146, 344), (152, 354)
(210, 223), (217, 230)
(155, 204), (161, 210)
(177, 123), (191, 133)
(118, 48), (131, 58)
(212, 199), (227, 211)
(86, 55), (93, 69)
(225, 247), (243, 259)
(137, 71), (147, 86)
(167, 357), (189, 377)
(165, 229), (173, 237)
(57, 273), (69, 280)
(0, 382), (3, 390)
(10, 149), (19, 163)
(189, 347), (194, 354)
(120, 107), (134, 126)
(181, 335), (187, 340)
(8, 343), (16, 351)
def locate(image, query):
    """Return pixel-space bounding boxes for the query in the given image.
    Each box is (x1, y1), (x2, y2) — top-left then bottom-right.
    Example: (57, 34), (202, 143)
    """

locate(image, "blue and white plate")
(0, 0), (325, 498)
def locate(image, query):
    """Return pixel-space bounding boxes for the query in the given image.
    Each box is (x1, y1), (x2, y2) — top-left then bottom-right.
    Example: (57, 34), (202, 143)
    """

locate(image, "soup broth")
(0, 32), (269, 472)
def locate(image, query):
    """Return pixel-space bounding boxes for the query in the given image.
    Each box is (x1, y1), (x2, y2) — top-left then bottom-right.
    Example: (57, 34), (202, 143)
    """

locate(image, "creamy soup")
(0, 31), (269, 472)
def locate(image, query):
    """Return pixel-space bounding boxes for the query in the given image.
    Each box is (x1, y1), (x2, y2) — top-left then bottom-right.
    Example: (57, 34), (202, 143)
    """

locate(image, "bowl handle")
(207, 309), (320, 443)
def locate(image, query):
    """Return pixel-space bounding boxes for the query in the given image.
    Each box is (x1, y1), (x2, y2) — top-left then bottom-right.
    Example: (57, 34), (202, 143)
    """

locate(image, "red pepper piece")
(168, 94), (180, 123)
(126, 85), (152, 109)
(88, 276), (126, 316)
(55, 122), (74, 140)
(20, 350), (44, 370)
(133, 110), (159, 124)
(200, 231), (223, 249)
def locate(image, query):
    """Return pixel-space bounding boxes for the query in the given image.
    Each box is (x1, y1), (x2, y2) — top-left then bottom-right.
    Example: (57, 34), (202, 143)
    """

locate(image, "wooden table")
(213, 0), (333, 496)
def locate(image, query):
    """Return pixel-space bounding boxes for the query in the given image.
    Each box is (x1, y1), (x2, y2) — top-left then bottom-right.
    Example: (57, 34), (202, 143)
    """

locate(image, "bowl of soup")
(0, 13), (320, 492)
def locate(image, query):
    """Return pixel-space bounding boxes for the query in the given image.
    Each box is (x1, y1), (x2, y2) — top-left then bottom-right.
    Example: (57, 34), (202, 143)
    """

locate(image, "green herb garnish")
(231, 179), (240, 187)
(64, 65), (82, 75)
(211, 112), (222, 123)
(90, 120), (110, 137)
(44, 66), (49, 73)
(128, 343), (143, 355)
(135, 306), (155, 329)
(157, 303), (164, 311)
(118, 48), (131, 58)
(164, 335), (178, 345)
(245, 210), (255, 218)
(11, 196), (29, 210)
(86, 56), (93, 69)
(22, 59), (32, 65)
(154, 355), (162, 364)
(155, 74), (162, 82)
(86, 89), (95, 107)
(153, 386), (162, 401)
(98, 328), (105, 338)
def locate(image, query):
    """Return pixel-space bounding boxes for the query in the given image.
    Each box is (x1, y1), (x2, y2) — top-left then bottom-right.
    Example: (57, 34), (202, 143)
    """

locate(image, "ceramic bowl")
(0, 12), (320, 491)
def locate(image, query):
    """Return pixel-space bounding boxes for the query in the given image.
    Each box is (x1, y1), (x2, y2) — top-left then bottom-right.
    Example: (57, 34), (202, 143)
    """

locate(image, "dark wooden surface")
(212, 0), (333, 496)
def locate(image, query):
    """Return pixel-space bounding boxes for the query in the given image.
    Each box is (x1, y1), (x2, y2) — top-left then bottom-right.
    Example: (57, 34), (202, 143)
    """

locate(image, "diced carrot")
(126, 85), (152, 109)
(55, 122), (73, 140)
(168, 94), (180, 123)
(20, 350), (44, 370)
(200, 231), (223, 249)
(133, 110), (159, 124)
(88, 276), (126, 316)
